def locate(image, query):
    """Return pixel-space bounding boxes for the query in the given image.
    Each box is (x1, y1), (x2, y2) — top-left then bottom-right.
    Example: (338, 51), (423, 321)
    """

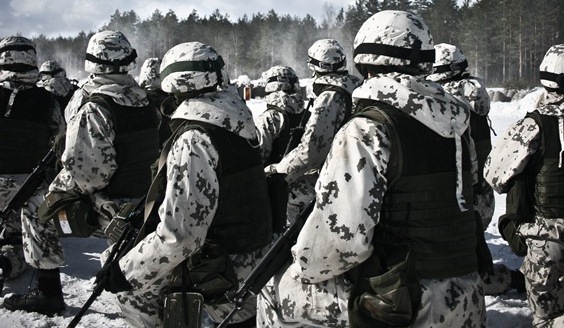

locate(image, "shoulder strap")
(354, 105), (402, 187)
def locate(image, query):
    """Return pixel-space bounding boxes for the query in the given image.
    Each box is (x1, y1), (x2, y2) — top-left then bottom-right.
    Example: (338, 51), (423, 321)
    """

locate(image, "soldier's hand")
(97, 261), (133, 294)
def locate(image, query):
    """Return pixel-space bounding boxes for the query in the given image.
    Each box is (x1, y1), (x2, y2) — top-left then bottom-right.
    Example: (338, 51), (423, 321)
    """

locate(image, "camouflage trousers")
(20, 186), (65, 269)
(257, 263), (350, 328)
(519, 218), (564, 328)
(101, 247), (259, 328)
(482, 263), (514, 295)
(257, 263), (486, 328)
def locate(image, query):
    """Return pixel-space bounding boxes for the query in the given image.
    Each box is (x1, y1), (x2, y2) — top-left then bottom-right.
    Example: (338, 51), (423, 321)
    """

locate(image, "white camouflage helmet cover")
(539, 44), (564, 91)
(39, 60), (67, 77)
(263, 65), (299, 93)
(138, 57), (161, 90)
(160, 41), (227, 94)
(38, 60), (72, 96)
(85, 30), (137, 74)
(307, 39), (347, 74)
(0, 36), (38, 71)
(427, 43), (469, 82)
(353, 10), (434, 75)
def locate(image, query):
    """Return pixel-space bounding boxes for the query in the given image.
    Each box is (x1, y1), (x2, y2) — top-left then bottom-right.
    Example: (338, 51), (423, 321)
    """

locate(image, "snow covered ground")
(0, 89), (544, 327)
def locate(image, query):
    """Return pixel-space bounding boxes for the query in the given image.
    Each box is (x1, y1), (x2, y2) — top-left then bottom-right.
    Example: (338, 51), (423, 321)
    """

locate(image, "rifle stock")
(66, 197), (145, 328)
(217, 200), (315, 328)
(0, 147), (56, 223)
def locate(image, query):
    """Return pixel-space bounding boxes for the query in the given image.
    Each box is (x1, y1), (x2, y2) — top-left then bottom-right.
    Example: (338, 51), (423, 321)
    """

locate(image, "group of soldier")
(0, 8), (563, 328)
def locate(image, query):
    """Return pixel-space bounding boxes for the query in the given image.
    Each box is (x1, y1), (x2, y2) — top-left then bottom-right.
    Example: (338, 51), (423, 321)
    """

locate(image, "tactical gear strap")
(85, 49), (137, 73)
(432, 59), (468, 74)
(540, 71), (564, 92)
(0, 44), (36, 54)
(160, 57), (225, 82)
(307, 56), (345, 71)
(354, 41), (435, 64)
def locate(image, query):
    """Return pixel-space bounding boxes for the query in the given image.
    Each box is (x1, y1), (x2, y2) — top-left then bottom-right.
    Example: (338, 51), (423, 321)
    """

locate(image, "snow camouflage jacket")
(49, 74), (151, 220)
(484, 89), (564, 328)
(274, 72), (485, 327)
(274, 72), (361, 183)
(255, 90), (305, 162)
(437, 75), (495, 229)
(118, 87), (268, 323)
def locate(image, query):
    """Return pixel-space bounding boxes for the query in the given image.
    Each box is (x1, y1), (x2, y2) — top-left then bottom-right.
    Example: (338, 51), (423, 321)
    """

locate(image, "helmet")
(39, 60), (67, 78)
(263, 65), (299, 93)
(0, 36), (37, 72)
(307, 39), (347, 74)
(138, 57), (161, 90)
(85, 30), (137, 74)
(427, 43), (469, 82)
(160, 41), (227, 94)
(353, 10), (434, 76)
(539, 44), (564, 92)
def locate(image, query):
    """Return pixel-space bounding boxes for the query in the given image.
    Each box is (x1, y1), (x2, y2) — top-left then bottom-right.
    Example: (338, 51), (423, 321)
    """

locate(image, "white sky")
(0, 0), (356, 38)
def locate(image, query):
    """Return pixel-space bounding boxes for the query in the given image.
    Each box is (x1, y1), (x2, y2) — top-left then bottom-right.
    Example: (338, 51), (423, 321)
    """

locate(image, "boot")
(509, 269), (526, 293)
(3, 268), (65, 316)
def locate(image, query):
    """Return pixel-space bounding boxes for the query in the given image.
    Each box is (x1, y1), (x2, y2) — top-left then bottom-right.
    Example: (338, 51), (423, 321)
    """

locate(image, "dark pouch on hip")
(37, 191), (99, 238)
(349, 245), (421, 328)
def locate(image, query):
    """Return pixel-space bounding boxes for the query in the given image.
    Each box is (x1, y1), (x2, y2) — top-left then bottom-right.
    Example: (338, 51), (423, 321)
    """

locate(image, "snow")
(0, 91), (540, 327)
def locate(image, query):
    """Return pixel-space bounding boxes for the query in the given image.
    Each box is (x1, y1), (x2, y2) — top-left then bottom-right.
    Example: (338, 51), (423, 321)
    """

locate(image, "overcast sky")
(0, 0), (357, 38)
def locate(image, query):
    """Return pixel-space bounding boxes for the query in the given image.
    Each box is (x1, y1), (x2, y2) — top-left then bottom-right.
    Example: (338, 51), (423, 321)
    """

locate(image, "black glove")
(97, 261), (133, 293)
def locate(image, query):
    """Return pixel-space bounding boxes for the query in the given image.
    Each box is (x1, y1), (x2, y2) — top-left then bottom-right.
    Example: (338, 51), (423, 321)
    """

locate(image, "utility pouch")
(37, 192), (99, 238)
(161, 291), (204, 328)
(266, 173), (289, 234)
(498, 213), (528, 257)
(171, 243), (238, 304)
(348, 245), (421, 328)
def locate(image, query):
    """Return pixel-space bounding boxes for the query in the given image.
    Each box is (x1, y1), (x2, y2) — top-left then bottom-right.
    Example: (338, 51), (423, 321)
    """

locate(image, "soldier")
(427, 42), (525, 295)
(0, 36), (64, 294)
(257, 10), (486, 328)
(265, 39), (361, 225)
(255, 65), (304, 164)
(97, 41), (273, 328)
(3, 30), (160, 316)
(138, 57), (171, 145)
(37, 60), (79, 114)
(484, 44), (564, 327)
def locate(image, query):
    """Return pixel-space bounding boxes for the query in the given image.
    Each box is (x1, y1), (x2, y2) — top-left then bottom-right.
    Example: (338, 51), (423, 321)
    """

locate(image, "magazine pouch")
(348, 244), (421, 328)
(37, 191), (99, 238)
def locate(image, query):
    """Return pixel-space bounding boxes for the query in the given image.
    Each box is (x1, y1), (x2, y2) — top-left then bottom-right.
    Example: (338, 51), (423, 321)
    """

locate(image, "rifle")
(283, 98), (314, 156)
(0, 147), (56, 224)
(217, 200), (315, 328)
(66, 197), (145, 328)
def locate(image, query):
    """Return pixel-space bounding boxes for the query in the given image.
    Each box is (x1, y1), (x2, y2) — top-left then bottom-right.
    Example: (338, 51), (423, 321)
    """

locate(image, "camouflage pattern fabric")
(109, 87), (268, 328)
(0, 42), (64, 278)
(138, 57), (161, 91)
(438, 75), (494, 226)
(256, 91), (304, 162)
(272, 73), (361, 223)
(38, 60), (74, 98)
(20, 73), (150, 270)
(257, 72), (486, 328)
(485, 89), (564, 327)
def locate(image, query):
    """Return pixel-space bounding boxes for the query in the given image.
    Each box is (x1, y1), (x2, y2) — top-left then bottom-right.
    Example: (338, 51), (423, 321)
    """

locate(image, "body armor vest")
(357, 104), (478, 279)
(88, 94), (160, 198)
(170, 120), (273, 254)
(526, 111), (564, 218)
(0, 86), (54, 173)
(266, 105), (304, 166)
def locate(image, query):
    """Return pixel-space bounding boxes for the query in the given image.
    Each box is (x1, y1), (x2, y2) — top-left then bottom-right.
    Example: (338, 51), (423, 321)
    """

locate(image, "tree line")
(28, 0), (564, 88)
